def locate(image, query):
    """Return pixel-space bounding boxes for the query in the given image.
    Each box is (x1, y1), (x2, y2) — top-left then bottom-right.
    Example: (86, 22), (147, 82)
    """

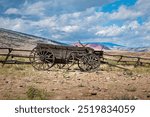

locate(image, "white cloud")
(135, 0), (150, 16)
(4, 8), (20, 15)
(61, 25), (79, 33)
(95, 25), (125, 37)
(32, 16), (57, 28)
(109, 6), (142, 20)
(4, 1), (50, 16)
(127, 21), (139, 30)
(0, 17), (32, 32)
(24, 1), (48, 16)
(4, 0), (114, 17)
(1, 0), (150, 47)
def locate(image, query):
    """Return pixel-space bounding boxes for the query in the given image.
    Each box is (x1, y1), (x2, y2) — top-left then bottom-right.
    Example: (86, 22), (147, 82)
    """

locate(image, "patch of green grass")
(0, 64), (34, 77)
(0, 56), (7, 60)
(14, 65), (25, 70)
(26, 86), (50, 100)
(0, 56), (32, 76)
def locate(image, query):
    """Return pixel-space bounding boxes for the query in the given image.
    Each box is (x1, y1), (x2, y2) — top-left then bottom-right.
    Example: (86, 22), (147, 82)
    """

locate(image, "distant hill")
(0, 28), (149, 52)
(115, 46), (150, 52)
(0, 28), (66, 49)
(73, 42), (110, 50)
(74, 42), (150, 52)
(73, 42), (125, 51)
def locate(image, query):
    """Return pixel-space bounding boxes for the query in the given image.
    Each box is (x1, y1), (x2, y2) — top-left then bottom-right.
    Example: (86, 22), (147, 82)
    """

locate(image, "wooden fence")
(103, 53), (150, 67)
(0, 47), (31, 66)
(0, 47), (150, 67)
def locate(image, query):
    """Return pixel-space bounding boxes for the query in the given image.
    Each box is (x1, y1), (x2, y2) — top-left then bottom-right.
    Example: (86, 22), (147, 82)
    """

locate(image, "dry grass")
(26, 86), (50, 100)
(133, 67), (150, 74)
(0, 54), (150, 100)
(0, 64), (36, 77)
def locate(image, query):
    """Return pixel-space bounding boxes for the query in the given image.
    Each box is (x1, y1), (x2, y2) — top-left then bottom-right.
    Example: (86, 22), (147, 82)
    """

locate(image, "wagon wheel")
(66, 52), (76, 69)
(78, 55), (91, 71)
(29, 47), (55, 70)
(88, 54), (100, 69)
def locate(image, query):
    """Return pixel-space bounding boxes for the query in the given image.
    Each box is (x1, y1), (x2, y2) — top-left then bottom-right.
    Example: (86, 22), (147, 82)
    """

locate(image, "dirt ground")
(0, 63), (150, 100)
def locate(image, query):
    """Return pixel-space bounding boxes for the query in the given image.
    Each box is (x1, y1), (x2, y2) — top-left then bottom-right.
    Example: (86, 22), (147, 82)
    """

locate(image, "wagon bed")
(36, 43), (94, 51)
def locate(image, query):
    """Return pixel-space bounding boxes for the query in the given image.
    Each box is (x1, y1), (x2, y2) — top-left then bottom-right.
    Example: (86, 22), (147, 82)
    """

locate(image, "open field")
(0, 50), (150, 100)
(0, 61), (150, 100)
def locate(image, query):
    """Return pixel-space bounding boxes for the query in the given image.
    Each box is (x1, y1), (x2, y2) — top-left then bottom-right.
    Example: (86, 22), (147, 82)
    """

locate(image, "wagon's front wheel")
(88, 54), (100, 69)
(78, 55), (91, 71)
(29, 48), (55, 70)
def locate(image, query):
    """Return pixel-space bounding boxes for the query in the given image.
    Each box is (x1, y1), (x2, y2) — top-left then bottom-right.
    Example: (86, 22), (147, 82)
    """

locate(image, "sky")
(0, 0), (150, 47)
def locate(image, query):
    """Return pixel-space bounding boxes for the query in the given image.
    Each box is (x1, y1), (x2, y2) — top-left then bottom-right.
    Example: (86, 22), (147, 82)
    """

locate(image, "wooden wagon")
(29, 43), (103, 71)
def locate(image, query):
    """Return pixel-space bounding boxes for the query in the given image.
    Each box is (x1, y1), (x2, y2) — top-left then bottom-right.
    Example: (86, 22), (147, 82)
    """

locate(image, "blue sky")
(0, 0), (150, 47)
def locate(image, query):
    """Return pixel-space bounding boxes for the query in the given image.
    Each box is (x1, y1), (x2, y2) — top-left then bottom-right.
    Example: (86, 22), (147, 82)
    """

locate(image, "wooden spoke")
(66, 52), (76, 69)
(78, 55), (91, 71)
(29, 48), (55, 70)
(87, 54), (100, 69)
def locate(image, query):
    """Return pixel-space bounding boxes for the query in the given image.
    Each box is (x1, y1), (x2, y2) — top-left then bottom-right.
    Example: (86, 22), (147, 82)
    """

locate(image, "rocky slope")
(0, 28), (62, 49)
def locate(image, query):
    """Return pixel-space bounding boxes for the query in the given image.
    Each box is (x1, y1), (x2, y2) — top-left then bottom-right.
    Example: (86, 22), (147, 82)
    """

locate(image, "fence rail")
(0, 47), (31, 52)
(0, 47), (31, 66)
(0, 54), (30, 58)
(0, 47), (150, 67)
(104, 53), (150, 60)
(103, 53), (150, 66)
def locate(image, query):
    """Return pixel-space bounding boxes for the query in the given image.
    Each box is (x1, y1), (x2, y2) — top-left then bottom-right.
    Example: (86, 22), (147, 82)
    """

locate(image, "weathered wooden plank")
(0, 47), (12, 50)
(0, 54), (31, 58)
(37, 43), (94, 51)
(12, 49), (31, 52)
(0, 60), (31, 64)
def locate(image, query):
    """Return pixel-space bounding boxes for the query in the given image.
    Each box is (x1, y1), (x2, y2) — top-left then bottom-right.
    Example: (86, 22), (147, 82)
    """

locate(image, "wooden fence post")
(135, 57), (141, 67)
(2, 48), (13, 67)
(117, 56), (123, 63)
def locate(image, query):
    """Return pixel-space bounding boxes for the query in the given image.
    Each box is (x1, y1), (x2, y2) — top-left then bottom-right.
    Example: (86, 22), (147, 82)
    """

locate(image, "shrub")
(26, 86), (48, 100)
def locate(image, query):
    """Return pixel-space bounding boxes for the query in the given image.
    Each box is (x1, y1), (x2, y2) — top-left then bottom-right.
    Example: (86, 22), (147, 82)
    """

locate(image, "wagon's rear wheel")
(88, 54), (100, 69)
(29, 47), (55, 70)
(78, 55), (91, 71)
